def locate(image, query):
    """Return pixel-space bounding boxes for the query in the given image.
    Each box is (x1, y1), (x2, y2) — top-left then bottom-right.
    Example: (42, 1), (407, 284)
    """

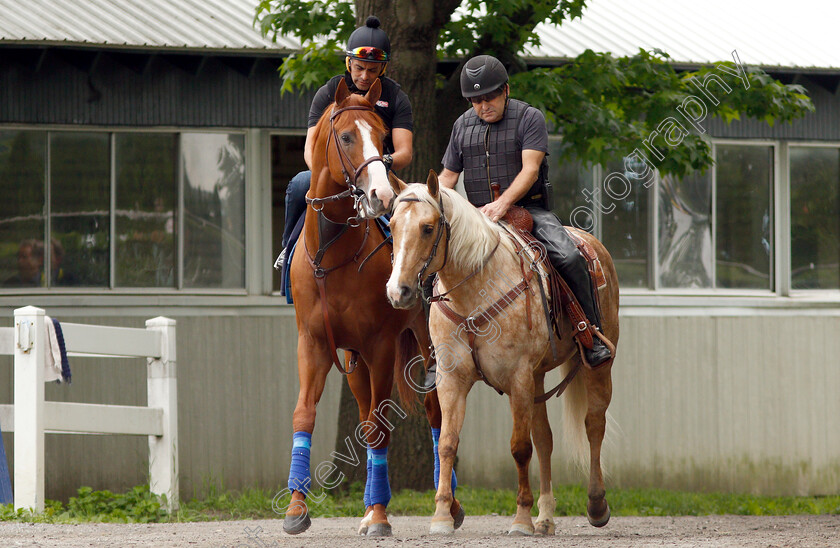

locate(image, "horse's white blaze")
(355, 119), (394, 209)
(386, 207), (412, 303)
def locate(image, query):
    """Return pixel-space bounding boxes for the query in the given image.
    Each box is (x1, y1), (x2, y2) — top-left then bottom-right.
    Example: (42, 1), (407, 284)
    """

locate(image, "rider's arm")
(438, 168), (461, 190)
(302, 126), (318, 171)
(480, 149), (545, 221)
(389, 128), (413, 171)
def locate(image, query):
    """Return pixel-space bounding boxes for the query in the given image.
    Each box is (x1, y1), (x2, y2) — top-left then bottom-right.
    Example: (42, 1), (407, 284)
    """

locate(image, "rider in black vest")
(275, 16), (414, 272)
(426, 55), (611, 387)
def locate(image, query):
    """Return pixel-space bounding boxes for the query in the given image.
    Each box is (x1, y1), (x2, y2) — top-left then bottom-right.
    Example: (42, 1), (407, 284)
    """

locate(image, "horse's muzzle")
(386, 283), (417, 309)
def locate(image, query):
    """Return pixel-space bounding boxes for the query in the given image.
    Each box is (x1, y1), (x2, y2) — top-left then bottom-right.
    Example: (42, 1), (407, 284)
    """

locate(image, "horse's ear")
(365, 79), (382, 107)
(388, 171), (407, 195)
(335, 77), (351, 104)
(426, 169), (440, 199)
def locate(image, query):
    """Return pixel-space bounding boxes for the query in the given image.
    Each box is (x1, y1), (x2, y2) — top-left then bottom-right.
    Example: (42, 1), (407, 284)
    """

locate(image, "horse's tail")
(561, 358), (617, 476)
(395, 329), (420, 413)
(561, 359), (589, 471)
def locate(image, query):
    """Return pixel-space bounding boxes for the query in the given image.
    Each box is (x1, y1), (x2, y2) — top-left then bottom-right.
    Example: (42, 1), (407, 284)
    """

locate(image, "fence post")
(145, 316), (178, 512)
(13, 306), (46, 512)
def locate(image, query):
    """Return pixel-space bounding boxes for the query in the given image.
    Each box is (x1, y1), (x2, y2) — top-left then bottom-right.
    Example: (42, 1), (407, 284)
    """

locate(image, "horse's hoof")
(535, 519), (556, 536)
(508, 522), (535, 536)
(358, 510), (373, 535)
(452, 503), (466, 530)
(366, 522), (392, 537)
(283, 513), (311, 535)
(587, 502), (610, 528)
(430, 518), (455, 535)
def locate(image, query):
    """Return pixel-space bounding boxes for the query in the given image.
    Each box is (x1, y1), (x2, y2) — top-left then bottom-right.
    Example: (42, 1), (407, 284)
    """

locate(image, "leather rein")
(303, 103), (388, 376)
(405, 195), (580, 404)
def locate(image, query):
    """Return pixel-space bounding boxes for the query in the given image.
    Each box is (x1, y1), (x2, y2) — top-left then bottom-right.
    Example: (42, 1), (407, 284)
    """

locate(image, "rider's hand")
(480, 198), (512, 223)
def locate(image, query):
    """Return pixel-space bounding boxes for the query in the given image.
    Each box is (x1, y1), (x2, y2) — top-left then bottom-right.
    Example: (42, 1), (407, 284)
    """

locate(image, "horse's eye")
(422, 224), (434, 235)
(340, 133), (352, 144)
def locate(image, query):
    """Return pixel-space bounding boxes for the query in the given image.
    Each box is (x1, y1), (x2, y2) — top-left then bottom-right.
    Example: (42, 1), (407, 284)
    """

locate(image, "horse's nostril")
(399, 285), (411, 299)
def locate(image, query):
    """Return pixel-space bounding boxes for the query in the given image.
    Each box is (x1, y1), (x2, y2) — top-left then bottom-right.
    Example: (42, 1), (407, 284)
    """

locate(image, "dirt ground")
(0, 514), (837, 547)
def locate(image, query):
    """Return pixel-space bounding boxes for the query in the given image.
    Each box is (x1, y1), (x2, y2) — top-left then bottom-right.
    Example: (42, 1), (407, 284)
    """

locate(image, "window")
(0, 130), (46, 287)
(0, 129), (246, 291)
(715, 144), (773, 289)
(790, 146), (840, 289)
(658, 170), (712, 288)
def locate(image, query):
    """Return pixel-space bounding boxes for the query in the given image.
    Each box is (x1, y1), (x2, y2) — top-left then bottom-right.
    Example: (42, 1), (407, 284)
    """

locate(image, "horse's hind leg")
(583, 364), (613, 527)
(532, 373), (556, 536)
(507, 376), (536, 536)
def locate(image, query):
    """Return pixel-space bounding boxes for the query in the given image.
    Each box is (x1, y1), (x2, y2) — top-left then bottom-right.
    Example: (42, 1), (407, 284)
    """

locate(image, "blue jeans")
(282, 171), (311, 249)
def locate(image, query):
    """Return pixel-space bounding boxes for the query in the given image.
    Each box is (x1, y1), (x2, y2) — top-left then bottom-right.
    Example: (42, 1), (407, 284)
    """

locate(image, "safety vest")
(460, 99), (549, 207)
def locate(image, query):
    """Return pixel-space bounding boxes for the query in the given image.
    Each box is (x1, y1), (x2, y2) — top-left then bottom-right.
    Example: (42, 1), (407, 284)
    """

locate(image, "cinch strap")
(288, 431), (312, 495)
(368, 447), (391, 507)
(431, 428), (457, 493)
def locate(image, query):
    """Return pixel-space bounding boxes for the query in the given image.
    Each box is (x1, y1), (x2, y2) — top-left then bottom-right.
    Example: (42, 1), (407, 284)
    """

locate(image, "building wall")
(1, 309), (838, 500)
(456, 311), (840, 496)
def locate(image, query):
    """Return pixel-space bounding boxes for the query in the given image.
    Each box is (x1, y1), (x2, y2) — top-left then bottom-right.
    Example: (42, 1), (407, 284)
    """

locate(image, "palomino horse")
(386, 171), (619, 536)
(284, 80), (462, 536)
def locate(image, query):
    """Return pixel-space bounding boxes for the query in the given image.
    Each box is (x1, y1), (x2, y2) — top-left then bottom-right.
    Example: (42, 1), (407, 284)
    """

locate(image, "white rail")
(0, 306), (178, 513)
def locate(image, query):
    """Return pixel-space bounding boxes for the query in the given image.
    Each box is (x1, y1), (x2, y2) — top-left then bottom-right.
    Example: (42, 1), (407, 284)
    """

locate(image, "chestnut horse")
(283, 80), (462, 536)
(386, 172), (619, 536)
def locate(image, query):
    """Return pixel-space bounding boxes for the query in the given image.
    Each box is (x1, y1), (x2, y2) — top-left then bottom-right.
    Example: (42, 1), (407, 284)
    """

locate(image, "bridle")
(304, 104), (386, 222)
(395, 194), (452, 297)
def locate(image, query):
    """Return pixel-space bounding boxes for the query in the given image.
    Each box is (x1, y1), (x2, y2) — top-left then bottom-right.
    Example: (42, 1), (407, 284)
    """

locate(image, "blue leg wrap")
(431, 428), (457, 493)
(288, 431), (312, 495)
(363, 446), (373, 508)
(368, 447), (391, 507)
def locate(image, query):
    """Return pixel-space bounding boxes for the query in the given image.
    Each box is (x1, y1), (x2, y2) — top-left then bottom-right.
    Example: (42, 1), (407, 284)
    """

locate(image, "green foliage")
(512, 49), (814, 176)
(439, 0), (586, 58)
(255, 0), (355, 93)
(0, 485), (166, 523)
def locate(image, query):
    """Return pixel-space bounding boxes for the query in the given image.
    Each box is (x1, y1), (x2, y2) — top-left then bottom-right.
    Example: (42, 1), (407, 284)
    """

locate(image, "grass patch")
(2, 483), (839, 523)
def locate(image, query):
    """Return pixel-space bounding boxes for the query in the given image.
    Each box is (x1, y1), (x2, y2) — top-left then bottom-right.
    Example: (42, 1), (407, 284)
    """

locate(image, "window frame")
(0, 125), (249, 296)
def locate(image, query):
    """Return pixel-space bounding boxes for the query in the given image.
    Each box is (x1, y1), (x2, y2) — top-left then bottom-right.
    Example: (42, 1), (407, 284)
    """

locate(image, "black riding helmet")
(460, 55), (508, 98)
(346, 16), (390, 75)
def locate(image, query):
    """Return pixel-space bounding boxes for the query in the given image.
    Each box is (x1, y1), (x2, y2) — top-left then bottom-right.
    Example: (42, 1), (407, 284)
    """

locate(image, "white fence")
(0, 306), (178, 512)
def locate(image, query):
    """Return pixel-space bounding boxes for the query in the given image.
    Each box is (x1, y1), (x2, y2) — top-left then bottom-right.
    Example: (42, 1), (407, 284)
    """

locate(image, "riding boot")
(563, 258), (612, 367)
(420, 276), (438, 390)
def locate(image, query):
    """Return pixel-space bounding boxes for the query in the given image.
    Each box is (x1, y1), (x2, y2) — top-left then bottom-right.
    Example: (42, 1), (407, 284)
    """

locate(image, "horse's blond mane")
(396, 184), (513, 272)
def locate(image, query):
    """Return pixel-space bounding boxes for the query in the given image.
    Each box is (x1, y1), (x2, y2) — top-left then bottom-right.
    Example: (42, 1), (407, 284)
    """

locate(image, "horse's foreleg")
(283, 337), (333, 535)
(346, 356), (375, 535)
(508, 374), (536, 536)
(358, 345), (397, 537)
(532, 373), (556, 536)
(583, 366), (613, 527)
(416, 320), (465, 529)
(430, 378), (469, 535)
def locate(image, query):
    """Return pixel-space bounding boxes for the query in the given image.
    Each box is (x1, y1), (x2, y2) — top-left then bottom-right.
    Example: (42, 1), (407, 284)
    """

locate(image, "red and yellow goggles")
(346, 46), (389, 62)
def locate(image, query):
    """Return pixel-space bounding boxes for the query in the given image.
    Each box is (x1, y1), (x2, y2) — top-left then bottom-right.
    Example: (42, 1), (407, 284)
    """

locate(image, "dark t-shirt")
(441, 104), (548, 173)
(308, 74), (414, 147)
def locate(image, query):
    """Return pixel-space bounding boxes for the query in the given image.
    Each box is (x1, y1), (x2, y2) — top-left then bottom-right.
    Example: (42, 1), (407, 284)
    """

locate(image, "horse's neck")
(436, 233), (519, 313)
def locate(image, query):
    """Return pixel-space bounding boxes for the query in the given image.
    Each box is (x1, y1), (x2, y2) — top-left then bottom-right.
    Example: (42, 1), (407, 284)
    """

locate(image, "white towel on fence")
(44, 316), (64, 383)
